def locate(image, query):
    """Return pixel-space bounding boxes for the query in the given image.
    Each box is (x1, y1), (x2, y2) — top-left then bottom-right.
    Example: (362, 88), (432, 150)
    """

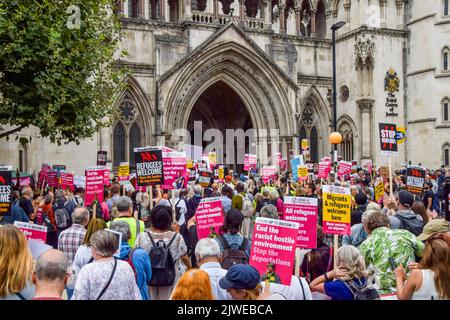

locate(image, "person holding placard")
(0, 225), (35, 300)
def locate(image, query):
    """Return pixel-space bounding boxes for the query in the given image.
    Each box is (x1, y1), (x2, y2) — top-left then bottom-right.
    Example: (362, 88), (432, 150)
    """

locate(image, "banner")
(0, 170), (12, 216)
(406, 166), (426, 194)
(12, 176), (31, 187)
(244, 154), (257, 171)
(195, 197), (224, 239)
(97, 151), (107, 166)
(318, 161), (331, 179)
(74, 175), (86, 188)
(379, 166), (389, 182)
(337, 161), (352, 178)
(379, 123), (398, 156)
(14, 221), (47, 243)
(375, 180), (385, 201)
(118, 162), (130, 182)
(396, 127), (406, 144)
(134, 148), (164, 186)
(283, 196), (318, 249)
(322, 185), (351, 235)
(47, 170), (58, 188)
(85, 168), (105, 206)
(297, 166), (308, 181)
(249, 218), (299, 286)
(262, 166), (277, 184)
(60, 173), (74, 191)
(52, 164), (66, 172)
(161, 151), (188, 190)
(198, 169), (211, 188)
(38, 163), (51, 187)
(208, 152), (217, 168)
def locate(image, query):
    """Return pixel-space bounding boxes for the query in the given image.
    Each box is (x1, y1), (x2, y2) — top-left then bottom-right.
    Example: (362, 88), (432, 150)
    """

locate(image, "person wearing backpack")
(135, 205), (190, 300)
(109, 220), (152, 300)
(53, 190), (77, 234)
(390, 190), (424, 236)
(310, 245), (380, 300)
(106, 196), (144, 248)
(214, 208), (252, 270)
(231, 182), (254, 238)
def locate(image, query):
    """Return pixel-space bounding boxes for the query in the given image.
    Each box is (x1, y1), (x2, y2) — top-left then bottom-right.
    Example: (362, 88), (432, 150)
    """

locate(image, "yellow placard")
(208, 152), (217, 166)
(375, 181), (385, 201)
(297, 166), (308, 179)
(322, 186), (351, 224)
(301, 139), (309, 150)
(218, 166), (224, 180)
(187, 159), (194, 169)
(118, 162), (130, 177)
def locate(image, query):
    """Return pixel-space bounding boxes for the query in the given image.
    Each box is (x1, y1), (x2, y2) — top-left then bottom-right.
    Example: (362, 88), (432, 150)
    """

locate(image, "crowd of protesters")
(0, 165), (450, 301)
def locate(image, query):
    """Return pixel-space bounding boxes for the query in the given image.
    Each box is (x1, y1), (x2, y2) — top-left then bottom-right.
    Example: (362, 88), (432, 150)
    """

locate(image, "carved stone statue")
(301, 9), (311, 36)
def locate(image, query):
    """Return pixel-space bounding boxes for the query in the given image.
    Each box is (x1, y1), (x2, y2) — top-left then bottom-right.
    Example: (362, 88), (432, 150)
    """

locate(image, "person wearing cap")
(351, 193), (368, 226)
(225, 175), (235, 191)
(219, 264), (285, 300)
(389, 190), (424, 235)
(417, 219), (450, 246)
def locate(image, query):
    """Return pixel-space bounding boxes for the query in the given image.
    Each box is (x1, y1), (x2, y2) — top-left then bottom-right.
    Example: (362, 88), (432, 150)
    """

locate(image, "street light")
(330, 21), (346, 167)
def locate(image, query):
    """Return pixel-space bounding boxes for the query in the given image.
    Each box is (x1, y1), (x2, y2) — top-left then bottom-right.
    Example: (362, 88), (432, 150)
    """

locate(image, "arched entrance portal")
(187, 81), (253, 171)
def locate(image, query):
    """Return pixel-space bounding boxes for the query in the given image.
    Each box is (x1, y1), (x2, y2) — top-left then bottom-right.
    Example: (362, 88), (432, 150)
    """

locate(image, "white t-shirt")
(411, 269), (441, 300)
(260, 276), (313, 300)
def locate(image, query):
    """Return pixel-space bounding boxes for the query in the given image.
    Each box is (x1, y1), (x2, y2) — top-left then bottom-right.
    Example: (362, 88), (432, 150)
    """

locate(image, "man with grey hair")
(195, 238), (230, 300)
(109, 220), (152, 300)
(106, 196), (144, 248)
(53, 189), (77, 232)
(32, 249), (69, 300)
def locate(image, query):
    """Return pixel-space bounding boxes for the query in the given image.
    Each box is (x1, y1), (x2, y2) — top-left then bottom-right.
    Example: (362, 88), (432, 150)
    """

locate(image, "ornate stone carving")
(355, 33), (375, 68)
(340, 85), (349, 102)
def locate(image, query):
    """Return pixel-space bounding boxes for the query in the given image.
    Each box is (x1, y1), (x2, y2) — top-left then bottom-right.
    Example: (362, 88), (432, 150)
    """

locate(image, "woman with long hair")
(395, 238), (450, 300)
(171, 269), (214, 300)
(0, 225), (35, 300)
(411, 201), (430, 226)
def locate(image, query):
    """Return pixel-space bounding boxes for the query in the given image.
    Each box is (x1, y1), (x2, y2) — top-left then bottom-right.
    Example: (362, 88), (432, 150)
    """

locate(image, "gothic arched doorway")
(187, 81), (253, 171)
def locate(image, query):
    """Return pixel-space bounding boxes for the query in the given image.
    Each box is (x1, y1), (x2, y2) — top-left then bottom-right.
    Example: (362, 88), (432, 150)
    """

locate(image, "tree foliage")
(0, 0), (127, 144)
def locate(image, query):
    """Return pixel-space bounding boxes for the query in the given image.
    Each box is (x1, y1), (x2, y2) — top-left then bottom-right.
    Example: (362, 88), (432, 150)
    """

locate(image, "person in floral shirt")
(359, 209), (424, 295)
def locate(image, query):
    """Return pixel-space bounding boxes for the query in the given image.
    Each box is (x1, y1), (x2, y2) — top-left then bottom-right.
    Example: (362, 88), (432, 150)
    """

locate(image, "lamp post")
(330, 21), (346, 169)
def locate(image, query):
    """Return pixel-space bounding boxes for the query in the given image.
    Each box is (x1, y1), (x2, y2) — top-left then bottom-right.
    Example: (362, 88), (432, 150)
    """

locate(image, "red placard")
(161, 152), (188, 190)
(195, 197), (224, 239)
(337, 161), (352, 178)
(85, 168), (105, 206)
(47, 170), (58, 188)
(60, 173), (74, 191)
(14, 221), (47, 243)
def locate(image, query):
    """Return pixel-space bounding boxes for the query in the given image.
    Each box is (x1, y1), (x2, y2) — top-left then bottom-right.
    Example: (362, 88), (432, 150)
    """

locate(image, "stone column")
(357, 98), (374, 161)
(239, 0), (245, 23)
(380, 0), (386, 28)
(295, 7), (301, 35)
(343, 2), (350, 25)
(160, 0), (166, 21)
(139, 0), (145, 18)
(396, 0), (404, 29)
(310, 9), (317, 37)
(213, 0), (219, 22)
(263, 0), (272, 29)
(185, 0), (192, 21)
(279, 4), (286, 34)
(326, 11), (333, 38)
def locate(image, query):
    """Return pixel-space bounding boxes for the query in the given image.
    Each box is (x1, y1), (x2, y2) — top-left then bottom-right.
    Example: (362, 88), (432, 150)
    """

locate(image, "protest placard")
(47, 170), (58, 188)
(14, 221), (47, 243)
(379, 123), (398, 156)
(198, 169), (212, 188)
(250, 218), (299, 286)
(97, 151), (107, 166)
(103, 166), (110, 186)
(161, 152), (188, 190)
(244, 154), (257, 171)
(283, 196), (318, 249)
(297, 166), (308, 181)
(38, 163), (51, 188)
(218, 165), (224, 181)
(318, 161), (331, 179)
(262, 166), (277, 184)
(118, 162), (130, 183)
(134, 148), (164, 186)
(322, 185), (351, 235)
(85, 168), (105, 206)
(337, 161), (352, 178)
(12, 176), (31, 187)
(60, 172), (74, 191)
(0, 170), (12, 216)
(375, 180), (385, 201)
(74, 175), (86, 188)
(406, 166), (426, 194)
(195, 197), (224, 239)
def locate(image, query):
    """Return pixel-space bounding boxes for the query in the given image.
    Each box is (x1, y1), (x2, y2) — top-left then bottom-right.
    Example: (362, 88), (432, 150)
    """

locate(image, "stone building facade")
(1, 0), (449, 175)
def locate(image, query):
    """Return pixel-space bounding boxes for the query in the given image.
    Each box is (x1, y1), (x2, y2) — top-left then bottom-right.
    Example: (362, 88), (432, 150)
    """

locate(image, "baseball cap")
(398, 190), (414, 208)
(219, 264), (261, 290)
(417, 219), (450, 241)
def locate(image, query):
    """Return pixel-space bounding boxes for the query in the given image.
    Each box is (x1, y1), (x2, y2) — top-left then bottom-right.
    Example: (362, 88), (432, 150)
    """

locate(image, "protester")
(0, 191), (29, 224)
(72, 230), (141, 300)
(108, 220), (152, 300)
(269, 190), (284, 217)
(106, 196), (144, 247)
(390, 190), (424, 236)
(411, 200), (431, 226)
(422, 181), (435, 212)
(170, 269), (214, 300)
(215, 208), (252, 265)
(106, 184), (121, 213)
(100, 188), (110, 221)
(260, 274), (312, 300)
(53, 190), (77, 234)
(220, 185), (233, 214)
(72, 187), (85, 207)
(359, 209), (424, 295)
(32, 249), (69, 300)
(351, 193), (368, 226)
(195, 238), (229, 300)
(259, 204), (279, 219)
(19, 186), (34, 220)
(219, 264), (264, 300)
(135, 205), (190, 300)
(0, 225), (35, 300)
(417, 219), (450, 247)
(310, 245), (377, 300)
(394, 238), (450, 300)
(40, 193), (58, 248)
(186, 185), (203, 222)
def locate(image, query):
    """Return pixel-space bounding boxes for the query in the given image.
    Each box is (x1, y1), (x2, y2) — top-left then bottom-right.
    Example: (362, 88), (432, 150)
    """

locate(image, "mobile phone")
(389, 257), (396, 270)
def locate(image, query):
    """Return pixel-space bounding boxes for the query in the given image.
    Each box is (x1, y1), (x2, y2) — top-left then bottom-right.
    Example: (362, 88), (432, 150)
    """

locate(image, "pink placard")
(275, 152), (282, 167)
(161, 152), (188, 190)
(12, 177), (31, 187)
(262, 166), (277, 184)
(366, 161), (373, 175)
(103, 167), (111, 186)
(60, 173), (74, 191)
(250, 218), (299, 286)
(318, 161), (331, 179)
(14, 221), (47, 243)
(196, 197), (224, 240)
(85, 168), (105, 206)
(337, 161), (352, 178)
(47, 170), (58, 188)
(283, 196), (318, 249)
(244, 154), (257, 171)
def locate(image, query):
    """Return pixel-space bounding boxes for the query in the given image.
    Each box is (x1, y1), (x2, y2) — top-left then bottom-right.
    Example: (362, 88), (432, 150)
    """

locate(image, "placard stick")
(149, 185), (153, 210)
(294, 248), (301, 277)
(171, 190), (176, 223)
(40, 177), (46, 195)
(92, 202), (97, 220)
(388, 156), (393, 195)
(122, 183), (125, 196)
(333, 234), (339, 270)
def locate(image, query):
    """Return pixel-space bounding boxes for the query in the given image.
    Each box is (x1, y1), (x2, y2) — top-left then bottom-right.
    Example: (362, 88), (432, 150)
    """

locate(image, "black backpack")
(395, 213), (423, 236)
(218, 235), (249, 270)
(344, 279), (380, 300)
(146, 231), (177, 287)
(55, 201), (71, 229)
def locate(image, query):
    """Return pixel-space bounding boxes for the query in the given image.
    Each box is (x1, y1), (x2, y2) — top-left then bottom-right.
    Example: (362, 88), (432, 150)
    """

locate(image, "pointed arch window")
(113, 123), (126, 167)
(129, 123), (141, 167)
(443, 47), (449, 71)
(339, 122), (354, 161)
(443, 98), (449, 123)
(310, 126), (318, 162)
(444, 144), (450, 167)
(444, 0), (449, 16)
(128, 0), (139, 18)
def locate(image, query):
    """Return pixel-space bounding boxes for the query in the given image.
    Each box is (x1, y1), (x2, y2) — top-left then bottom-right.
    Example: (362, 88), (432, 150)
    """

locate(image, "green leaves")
(0, 0), (128, 144)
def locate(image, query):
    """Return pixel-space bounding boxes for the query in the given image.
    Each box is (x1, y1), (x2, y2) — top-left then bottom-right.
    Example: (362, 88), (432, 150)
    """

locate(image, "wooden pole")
(92, 202), (97, 220)
(171, 190), (176, 223)
(294, 248), (301, 276)
(149, 185), (153, 210)
(333, 234), (339, 270)
(388, 155), (393, 195)
(40, 177), (46, 195)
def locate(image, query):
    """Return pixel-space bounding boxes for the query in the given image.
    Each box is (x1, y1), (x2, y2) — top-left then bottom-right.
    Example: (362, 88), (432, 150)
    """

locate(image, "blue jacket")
(119, 243), (152, 300)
